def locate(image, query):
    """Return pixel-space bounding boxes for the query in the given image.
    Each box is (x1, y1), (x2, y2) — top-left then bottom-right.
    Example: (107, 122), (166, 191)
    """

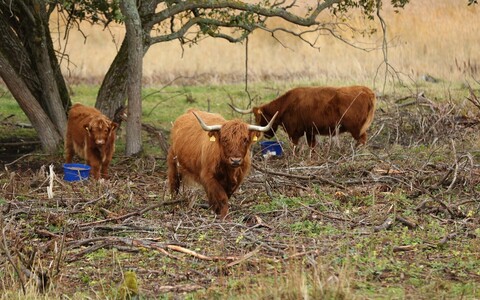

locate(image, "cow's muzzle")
(229, 157), (243, 167)
(95, 139), (105, 146)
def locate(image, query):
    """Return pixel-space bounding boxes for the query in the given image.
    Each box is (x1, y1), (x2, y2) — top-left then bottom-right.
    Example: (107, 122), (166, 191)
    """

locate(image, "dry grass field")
(1, 1), (480, 299)
(56, 0), (479, 87)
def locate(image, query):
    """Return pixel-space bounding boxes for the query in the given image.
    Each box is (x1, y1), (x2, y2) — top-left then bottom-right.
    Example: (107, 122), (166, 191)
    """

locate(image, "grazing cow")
(167, 109), (278, 219)
(230, 86), (376, 147)
(65, 103), (118, 179)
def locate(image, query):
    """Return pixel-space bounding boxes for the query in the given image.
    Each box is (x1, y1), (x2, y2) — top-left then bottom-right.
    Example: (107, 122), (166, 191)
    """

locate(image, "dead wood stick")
(34, 228), (62, 239)
(1, 140), (40, 147)
(466, 83), (480, 109)
(4, 153), (49, 168)
(414, 195), (456, 219)
(373, 217), (394, 232)
(167, 244), (238, 261)
(284, 249), (320, 260)
(226, 246), (261, 268)
(116, 237), (239, 262)
(395, 215), (417, 229)
(435, 168), (454, 188)
(66, 237), (109, 249)
(438, 232), (457, 246)
(66, 242), (110, 262)
(415, 199), (431, 211)
(299, 202), (352, 223)
(456, 199), (479, 206)
(394, 94), (415, 103)
(446, 139), (458, 192)
(86, 225), (157, 232)
(125, 238), (181, 260)
(392, 245), (415, 252)
(431, 196), (456, 218)
(156, 284), (204, 293)
(2, 224), (26, 295)
(73, 193), (108, 210)
(244, 234), (286, 256)
(252, 163), (345, 190)
(396, 99), (417, 107)
(78, 202), (166, 228)
(54, 228), (67, 278)
(67, 236), (238, 262)
(123, 238), (237, 261)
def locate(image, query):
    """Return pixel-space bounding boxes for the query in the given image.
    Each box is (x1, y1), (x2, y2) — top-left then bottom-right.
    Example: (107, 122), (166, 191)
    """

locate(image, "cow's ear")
(208, 131), (219, 142)
(251, 131), (262, 142)
(110, 122), (118, 131)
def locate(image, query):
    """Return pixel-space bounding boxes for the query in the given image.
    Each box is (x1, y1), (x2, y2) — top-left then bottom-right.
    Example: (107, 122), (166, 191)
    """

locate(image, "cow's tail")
(360, 93), (376, 136)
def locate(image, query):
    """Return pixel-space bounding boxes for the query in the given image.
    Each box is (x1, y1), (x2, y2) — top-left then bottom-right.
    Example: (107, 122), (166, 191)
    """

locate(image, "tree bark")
(95, 39), (130, 120)
(29, 0), (68, 135)
(0, 51), (62, 153)
(95, 0), (155, 120)
(120, 0), (143, 155)
(0, 0), (70, 152)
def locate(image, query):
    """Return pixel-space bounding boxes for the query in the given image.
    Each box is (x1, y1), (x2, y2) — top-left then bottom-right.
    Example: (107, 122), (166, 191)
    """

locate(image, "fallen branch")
(392, 245), (415, 252)
(78, 202), (168, 228)
(66, 242), (111, 262)
(2, 223), (26, 295)
(0, 140), (40, 147)
(438, 232), (457, 246)
(167, 244), (238, 261)
(299, 202), (352, 223)
(252, 163), (345, 190)
(284, 249), (320, 260)
(4, 153), (49, 169)
(66, 236), (239, 262)
(373, 217), (394, 232)
(226, 246), (261, 268)
(395, 215), (417, 229)
(156, 284), (204, 293)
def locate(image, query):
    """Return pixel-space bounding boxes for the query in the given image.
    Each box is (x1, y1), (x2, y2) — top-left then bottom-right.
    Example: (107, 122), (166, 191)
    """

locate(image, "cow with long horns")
(230, 86), (376, 148)
(167, 109), (278, 219)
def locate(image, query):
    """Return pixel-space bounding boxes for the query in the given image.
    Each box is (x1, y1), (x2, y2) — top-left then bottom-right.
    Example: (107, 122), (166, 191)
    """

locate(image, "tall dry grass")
(54, 0), (479, 86)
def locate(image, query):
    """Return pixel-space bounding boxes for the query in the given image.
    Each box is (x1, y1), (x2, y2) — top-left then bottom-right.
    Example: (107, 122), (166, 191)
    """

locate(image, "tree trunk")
(121, 0), (143, 156)
(95, 0), (155, 120)
(30, 0), (68, 135)
(0, 51), (62, 153)
(95, 39), (130, 120)
(0, 0), (70, 152)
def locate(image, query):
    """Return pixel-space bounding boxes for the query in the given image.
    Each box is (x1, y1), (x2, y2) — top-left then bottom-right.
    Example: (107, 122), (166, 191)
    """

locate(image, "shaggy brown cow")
(230, 86), (376, 147)
(65, 103), (118, 179)
(167, 109), (277, 219)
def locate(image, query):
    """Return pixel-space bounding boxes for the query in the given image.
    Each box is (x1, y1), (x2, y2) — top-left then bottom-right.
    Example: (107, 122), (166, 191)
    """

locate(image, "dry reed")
(53, 0), (478, 86)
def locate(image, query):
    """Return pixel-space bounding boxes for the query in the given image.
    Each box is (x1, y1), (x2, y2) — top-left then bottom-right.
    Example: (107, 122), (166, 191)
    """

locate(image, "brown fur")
(65, 103), (118, 179)
(252, 86), (376, 147)
(167, 109), (263, 219)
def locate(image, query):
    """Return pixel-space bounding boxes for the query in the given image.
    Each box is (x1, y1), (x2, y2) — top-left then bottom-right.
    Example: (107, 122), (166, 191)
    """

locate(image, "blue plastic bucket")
(63, 163), (91, 181)
(260, 141), (283, 156)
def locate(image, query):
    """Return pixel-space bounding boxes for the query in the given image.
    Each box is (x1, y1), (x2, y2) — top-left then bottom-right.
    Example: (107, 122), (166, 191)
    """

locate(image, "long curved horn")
(248, 111), (279, 132)
(192, 111), (222, 131)
(228, 103), (253, 114)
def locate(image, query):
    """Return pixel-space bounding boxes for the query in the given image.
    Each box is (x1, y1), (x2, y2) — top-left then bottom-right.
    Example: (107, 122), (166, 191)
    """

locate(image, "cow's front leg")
(87, 159), (101, 180)
(202, 177), (229, 219)
(100, 162), (110, 179)
(64, 139), (74, 163)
